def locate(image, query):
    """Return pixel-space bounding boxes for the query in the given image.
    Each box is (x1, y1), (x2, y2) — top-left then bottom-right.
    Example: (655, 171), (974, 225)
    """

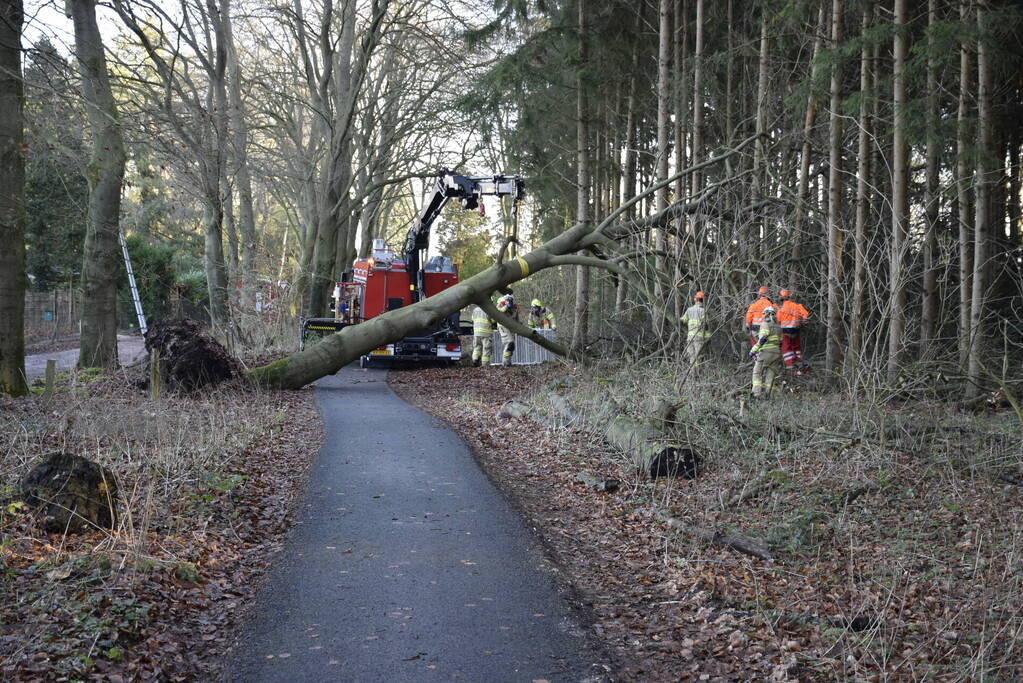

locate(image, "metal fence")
(491, 328), (558, 365)
(24, 288), (80, 343)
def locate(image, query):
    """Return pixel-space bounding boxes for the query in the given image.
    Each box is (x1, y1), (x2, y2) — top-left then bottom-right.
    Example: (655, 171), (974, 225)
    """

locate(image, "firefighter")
(496, 291), (519, 367)
(744, 285), (774, 346)
(777, 289), (811, 374)
(471, 304), (494, 367)
(749, 305), (783, 398)
(527, 299), (556, 330)
(682, 291), (710, 366)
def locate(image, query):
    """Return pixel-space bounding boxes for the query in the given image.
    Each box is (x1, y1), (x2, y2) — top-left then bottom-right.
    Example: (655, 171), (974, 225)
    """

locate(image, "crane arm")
(402, 170), (524, 302)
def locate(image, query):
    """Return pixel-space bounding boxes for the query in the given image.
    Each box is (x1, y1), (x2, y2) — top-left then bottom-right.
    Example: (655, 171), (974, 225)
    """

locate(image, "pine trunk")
(957, 0), (974, 366)
(920, 0), (941, 357)
(966, 3), (990, 399)
(888, 0), (909, 380)
(826, 0), (845, 372)
(571, 0), (591, 354)
(850, 1), (873, 361)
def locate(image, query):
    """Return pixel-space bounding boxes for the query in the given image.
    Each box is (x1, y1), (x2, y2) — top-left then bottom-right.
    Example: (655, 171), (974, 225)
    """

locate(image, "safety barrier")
(491, 329), (558, 365)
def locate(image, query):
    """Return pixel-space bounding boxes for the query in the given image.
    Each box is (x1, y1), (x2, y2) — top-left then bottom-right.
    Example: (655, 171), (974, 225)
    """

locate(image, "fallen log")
(605, 415), (701, 479)
(497, 400), (531, 420)
(657, 510), (773, 562)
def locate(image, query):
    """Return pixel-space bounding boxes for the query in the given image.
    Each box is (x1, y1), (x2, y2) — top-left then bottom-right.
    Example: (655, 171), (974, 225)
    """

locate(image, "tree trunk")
(826, 0), (845, 372)
(222, 0), (257, 305)
(753, 12), (769, 220)
(966, 2), (990, 400)
(920, 0), (941, 358)
(205, 0), (231, 327)
(71, 0), (127, 369)
(957, 0), (974, 366)
(571, 0), (591, 354)
(850, 0), (873, 361)
(604, 415), (700, 479)
(888, 0), (909, 380)
(690, 0), (704, 198)
(791, 7), (826, 267)
(653, 0), (672, 332)
(674, 0), (689, 199)
(0, 0), (27, 395)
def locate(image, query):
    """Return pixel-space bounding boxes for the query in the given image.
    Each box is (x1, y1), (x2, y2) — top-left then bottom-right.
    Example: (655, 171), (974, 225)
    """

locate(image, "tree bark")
(571, 0), (591, 354)
(0, 0), (27, 395)
(957, 0), (974, 366)
(222, 0), (257, 304)
(690, 0), (704, 198)
(967, 2), (990, 400)
(888, 0), (910, 380)
(850, 1), (874, 361)
(791, 7), (826, 267)
(920, 0), (941, 357)
(826, 0), (845, 372)
(71, 0), (126, 369)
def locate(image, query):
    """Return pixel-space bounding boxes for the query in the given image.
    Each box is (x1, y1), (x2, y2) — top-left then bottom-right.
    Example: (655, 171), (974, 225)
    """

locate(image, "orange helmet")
(779, 288), (791, 299)
(757, 285), (769, 296)
(694, 291), (705, 301)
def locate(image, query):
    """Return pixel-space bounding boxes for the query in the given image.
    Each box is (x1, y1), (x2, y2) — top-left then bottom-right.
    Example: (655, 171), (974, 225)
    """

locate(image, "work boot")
(472, 358), (481, 367)
(503, 359), (512, 367)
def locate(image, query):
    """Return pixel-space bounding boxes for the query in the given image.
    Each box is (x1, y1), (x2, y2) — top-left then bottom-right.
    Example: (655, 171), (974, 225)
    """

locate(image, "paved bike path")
(227, 365), (598, 682)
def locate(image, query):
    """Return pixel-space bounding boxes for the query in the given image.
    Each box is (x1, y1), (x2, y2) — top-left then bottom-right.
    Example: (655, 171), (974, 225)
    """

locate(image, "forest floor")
(389, 361), (1023, 682)
(0, 364), (321, 680)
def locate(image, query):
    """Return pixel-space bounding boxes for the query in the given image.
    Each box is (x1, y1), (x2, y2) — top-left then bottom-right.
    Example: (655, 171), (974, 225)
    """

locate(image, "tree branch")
(478, 298), (584, 362)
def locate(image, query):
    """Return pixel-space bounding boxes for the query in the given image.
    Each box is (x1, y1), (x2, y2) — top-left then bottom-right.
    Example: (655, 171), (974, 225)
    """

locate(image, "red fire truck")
(301, 171), (524, 367)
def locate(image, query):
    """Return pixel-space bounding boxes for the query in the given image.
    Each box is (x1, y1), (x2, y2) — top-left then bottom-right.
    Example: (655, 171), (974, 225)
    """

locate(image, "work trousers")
(472, 334), (493, 364)
(752, 347), (782, 398)
(500, 328), (516, 364)
(686, 336), (707, 366)
(781, 331), (803, 368)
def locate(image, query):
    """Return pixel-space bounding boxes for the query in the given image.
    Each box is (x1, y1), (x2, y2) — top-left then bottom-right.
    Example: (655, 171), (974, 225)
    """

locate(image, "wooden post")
(42, 359), (56, 405)
(150, 348), (160, 401)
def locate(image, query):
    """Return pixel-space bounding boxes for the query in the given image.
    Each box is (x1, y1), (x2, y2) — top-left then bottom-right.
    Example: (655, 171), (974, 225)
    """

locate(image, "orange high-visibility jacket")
(777, 300), (810, 330)
(744, 297), (773, 330)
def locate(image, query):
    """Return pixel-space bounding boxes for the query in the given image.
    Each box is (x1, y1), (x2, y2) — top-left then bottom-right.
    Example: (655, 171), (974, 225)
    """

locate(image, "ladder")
(118, 231), (147, 335)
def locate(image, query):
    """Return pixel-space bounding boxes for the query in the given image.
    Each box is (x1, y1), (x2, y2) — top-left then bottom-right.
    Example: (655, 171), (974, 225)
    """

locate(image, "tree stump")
(19, 453), (119, 534)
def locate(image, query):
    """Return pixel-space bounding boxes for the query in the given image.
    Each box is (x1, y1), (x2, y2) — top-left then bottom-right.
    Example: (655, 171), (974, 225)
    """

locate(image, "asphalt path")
(23, 335), (146, 381)
(227, 365), (599, 682)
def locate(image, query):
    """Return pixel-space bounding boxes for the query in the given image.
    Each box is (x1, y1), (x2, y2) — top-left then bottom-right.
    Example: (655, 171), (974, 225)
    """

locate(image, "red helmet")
(694, 291), (705, 301)
(779, 288), (791, 299)
(757, 285), (769, 296)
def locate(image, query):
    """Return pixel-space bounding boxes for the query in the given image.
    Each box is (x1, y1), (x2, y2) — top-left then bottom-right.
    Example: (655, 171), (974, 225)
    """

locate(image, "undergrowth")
(517, 359), (1023, 680)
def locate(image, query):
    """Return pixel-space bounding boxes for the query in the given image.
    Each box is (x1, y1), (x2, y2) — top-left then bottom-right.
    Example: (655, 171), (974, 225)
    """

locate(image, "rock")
(19, 453), (118, 533)
(145, 318), (238, 392)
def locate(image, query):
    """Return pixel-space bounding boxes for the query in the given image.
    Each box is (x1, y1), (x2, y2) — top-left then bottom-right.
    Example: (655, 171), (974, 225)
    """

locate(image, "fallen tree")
(247, 136), (761, 390)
